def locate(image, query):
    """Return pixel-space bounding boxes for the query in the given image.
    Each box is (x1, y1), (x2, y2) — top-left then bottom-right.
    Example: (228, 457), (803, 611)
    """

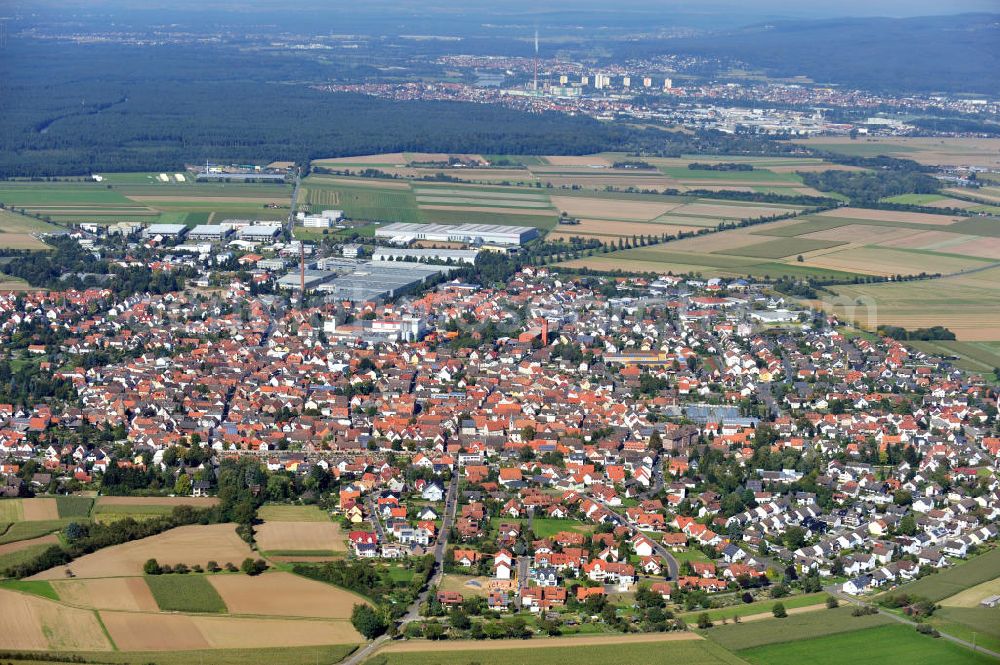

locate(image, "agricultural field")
(146, 574), (228, 613)
(0, 178), (291, 227)
(255, 503), (346, 556)
(208, 571), (366, 618)
(819, 266), (1000, 341)
(701, 605), (893, 652)
(52, 576), (160, 612)
(29, 523), (254, 580)
(438, 573), (492, 598)
(100, 610), (362, 651)
(882, 548), (1000, 604)
(679, 592), (828, 624)
(529, 517), (595, 539)
(369, 633), (742, 665)
(0, 208), (60, 250)
(791, 136), (1000, 168)
(909, 341), (1000, 374)
(737, 623), (994, 665)
(562, 204), (1000, 284)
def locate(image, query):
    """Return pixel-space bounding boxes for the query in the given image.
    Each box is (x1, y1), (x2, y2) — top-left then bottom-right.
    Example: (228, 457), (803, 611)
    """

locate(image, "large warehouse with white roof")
(374, 222), (538, 246)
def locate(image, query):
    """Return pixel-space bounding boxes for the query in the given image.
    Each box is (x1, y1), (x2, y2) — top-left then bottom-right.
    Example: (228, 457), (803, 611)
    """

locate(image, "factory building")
(188, 225), (232, 241)
(143, 223), (188, 239)
(375, 223), (537, 246)
(236, 225), (282, 242)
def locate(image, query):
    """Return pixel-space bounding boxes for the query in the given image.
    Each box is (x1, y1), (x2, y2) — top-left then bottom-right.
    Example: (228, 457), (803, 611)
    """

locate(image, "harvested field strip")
(101, 611), (362, 651)
(414, 196), (551, 208)
(21, 498), (59, 521)
(412, 187), (547, 200)
(255, 521), (346, 553)
(0, 541), (58, 574)
(94, 496), (220, 507)
(816, 207), (962, 225)
(0, 588), (112, 651)
(52, 577), (159, 612)
(939, 577), (1000, 608)
(714, 238), (846, 259)
(256, 504), (330, 521)
(29, 524), (254, 580)
(209, 571), (365, 618)
(379, 631), (703, 652)
(418, 204), (555, 216)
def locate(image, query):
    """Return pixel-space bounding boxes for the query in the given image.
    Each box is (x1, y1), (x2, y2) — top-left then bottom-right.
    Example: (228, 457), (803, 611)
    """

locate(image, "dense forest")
(800, 157), (940, 206)
(0, 40), (810, 178)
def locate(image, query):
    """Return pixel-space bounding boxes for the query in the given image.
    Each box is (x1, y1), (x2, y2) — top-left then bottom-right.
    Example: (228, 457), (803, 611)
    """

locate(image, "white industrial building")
(299, 209), (344, 228)
(143, 223), (187, 239)
(237, 225), (282, 241)
(375, 222), (537, 246)
(188, 225), (232, 241)
(372, 247), (479, 264)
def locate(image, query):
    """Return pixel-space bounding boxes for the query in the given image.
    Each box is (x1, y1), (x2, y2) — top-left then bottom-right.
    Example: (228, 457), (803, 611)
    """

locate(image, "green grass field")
(702, 605), (893, 651)
(659, 166), (801, 184)
(367, 639), (748, 665)
(0, 543), (57, 575)
(885, 548), (1000, 603)
(910, 341), (1000, 374)
(738, 623), (993, 665)
(0, 579), (59, 600)
(680, 593), (828, 623)
(257, 504), (331, 522)
(716, 237), (845, 259)
(145, 574), (228, 613)
(0, 500), (24, 522)
(92, 504), (174, 517)
(0, 519), (71, 545)
(930, 606), (1000, 654)
(882, 194), (948, 205)
(528, 518), (593, 539)
(55, 496), (94, 519)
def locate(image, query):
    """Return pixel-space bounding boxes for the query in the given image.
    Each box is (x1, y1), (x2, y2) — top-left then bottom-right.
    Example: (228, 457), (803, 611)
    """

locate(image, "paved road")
(596, 499), (679, 582)
(518, 508), (534, 594)
(342, 472), (459, 665)
(827, 585), (1000, 660)
(364, 494), (387, 542)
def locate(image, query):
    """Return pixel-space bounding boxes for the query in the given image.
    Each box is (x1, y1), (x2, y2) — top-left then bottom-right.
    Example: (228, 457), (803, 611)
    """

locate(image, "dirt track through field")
(380, 631), (700, 653)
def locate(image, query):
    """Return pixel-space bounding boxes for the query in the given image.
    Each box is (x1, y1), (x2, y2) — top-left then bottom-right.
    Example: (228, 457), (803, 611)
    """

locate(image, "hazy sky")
(12, 0), (999, 17)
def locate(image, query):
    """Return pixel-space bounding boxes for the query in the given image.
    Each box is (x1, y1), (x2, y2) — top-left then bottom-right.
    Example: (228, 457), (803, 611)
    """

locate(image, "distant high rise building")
(643, 77), (652, 88)
(622, 76), (631, 88)
(664, 78), (673, 90)
(559, 74), (568, 85)
(581, 75), (590, 86)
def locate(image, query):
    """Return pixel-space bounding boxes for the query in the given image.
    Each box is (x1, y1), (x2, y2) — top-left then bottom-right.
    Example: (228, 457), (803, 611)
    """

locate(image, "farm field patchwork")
(52, 576), (159, 612)
(791, 136), (1000, 168)
(909, 341), (1000, 374)
(881, 548), (1000, 603)
(819, 266), (1000, 341)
